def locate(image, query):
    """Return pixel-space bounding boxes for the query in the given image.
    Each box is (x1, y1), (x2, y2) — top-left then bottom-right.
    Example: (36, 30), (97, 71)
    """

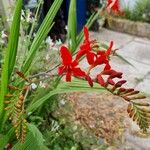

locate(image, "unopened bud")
(8, 85), (19, 90)
(127, 103), (132, 113)
(134, 102), (150, 107)
(5, 94), (14, 98)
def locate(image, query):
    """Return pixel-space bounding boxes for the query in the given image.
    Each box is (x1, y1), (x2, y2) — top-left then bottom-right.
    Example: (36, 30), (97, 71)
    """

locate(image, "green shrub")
(123, 0), (150, 22)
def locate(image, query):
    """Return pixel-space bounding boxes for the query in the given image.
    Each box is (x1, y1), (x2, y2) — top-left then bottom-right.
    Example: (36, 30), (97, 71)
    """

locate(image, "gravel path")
(72, 29), (150, 149)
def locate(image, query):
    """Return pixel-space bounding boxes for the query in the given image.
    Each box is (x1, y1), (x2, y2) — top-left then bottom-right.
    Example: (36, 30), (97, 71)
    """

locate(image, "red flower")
(93, 41), (113, 70)
(76, 26), (96, 65)
(85, 75), (93, 87)
(58, 46), (86, 81)
(106, 0), (122, 15)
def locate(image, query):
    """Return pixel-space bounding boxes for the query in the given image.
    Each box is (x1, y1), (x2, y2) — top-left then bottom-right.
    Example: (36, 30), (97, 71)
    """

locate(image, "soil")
(66, 92), (150, 150)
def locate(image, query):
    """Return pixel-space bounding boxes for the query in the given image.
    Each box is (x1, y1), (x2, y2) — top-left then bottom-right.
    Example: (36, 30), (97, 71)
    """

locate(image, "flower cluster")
(58, 26), (113, 86)
(5, 71), (30, 142)
(106, 0), (123, 15)
(58, 26), (150, 131)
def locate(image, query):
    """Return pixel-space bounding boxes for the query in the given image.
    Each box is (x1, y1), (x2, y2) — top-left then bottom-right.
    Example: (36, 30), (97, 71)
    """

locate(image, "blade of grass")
(21, 0), (63, 73)
(26, 0), (44, 50)
(0, 128), (15, 150)
(9, 0), (22, 75)
(0, 0), (22, 127)
(67, 0), (77, 53)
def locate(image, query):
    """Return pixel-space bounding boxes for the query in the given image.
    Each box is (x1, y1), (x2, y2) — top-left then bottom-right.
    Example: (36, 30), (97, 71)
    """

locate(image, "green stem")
(22, 0), (43, 66)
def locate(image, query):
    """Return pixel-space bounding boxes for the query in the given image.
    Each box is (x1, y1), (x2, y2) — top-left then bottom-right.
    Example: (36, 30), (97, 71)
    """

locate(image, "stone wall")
(107, 17), (150, 39)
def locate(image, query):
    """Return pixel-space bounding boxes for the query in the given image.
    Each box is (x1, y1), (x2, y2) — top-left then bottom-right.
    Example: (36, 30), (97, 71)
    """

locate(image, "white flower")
(65, 26), (68, 30)
(55, 39), (62, 46)
(26, 11), (34, 23)
(31, 83), (37, 90)
(21, 10), (25, 17)
(39, 81), (46, 88)
(1, 31), (7, 39)
(45, 54), (50, 60)
(45, 36), (54, 46)
(33, 33), (36, 37)
(60, 99), (66, 106)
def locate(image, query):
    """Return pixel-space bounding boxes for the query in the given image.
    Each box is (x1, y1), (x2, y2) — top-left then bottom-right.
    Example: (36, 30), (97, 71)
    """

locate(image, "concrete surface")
(90, 28), (150, 93)
(88, 28), (150, 149)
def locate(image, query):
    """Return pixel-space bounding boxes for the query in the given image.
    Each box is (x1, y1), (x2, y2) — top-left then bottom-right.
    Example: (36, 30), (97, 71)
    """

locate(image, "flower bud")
(115, 80), (126, 87)
(97, 74), (105, 86)
(5, 94), (13, 98)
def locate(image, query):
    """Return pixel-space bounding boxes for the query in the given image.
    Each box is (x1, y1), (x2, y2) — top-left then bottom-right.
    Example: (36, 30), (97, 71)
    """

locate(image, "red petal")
(107, 0), (119, 11)
(60, 46), (72, 65)
(104, 62), (111, 71)
(97, 50), (105, 55)
(72, 68), (86, 77)
(81, 43), (91, 52)
(111, 0), (120, 12)
(102, 69), (116, 75)
(107, 0), (113, 6)
(76, 41), (92, 60)
(84, 26), (89, 41)
(71, 60), (78, 67)
(86, 52), (95, 65)
(76, 46), (86, 60)
(94, 55), (106, 66)
(110, 72), (122, 79)
(107, 0), (122, 15)
(105, 41), (113, 56)
(107, 78), (115, 85)
(118, 88), (126, 92)
(85, 75), (93, 87)
(125, 88), (134, 93)
(97, 74), (105, 86)
(66, 71), (71, 82)
(58, 66), (66, 75)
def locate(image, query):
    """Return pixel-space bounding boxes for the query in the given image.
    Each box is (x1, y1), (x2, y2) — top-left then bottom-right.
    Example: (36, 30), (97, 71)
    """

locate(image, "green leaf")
(0, 128), (15, 150)
(67, 0), (77, 53)
(0, 0), (22, 126)
(8, 0), (22, 75)
(27, 78), (105, 113)
(21, 0), (63, 73)
(11, 124), (49, 150)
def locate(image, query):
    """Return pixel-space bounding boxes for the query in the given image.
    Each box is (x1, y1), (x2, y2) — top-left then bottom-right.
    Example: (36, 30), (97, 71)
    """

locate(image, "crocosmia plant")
(58, 26), (150, 132)
(0, 0), (149, 149)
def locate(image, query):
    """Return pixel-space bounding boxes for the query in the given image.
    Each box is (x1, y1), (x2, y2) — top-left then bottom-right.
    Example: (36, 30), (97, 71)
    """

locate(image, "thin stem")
(22, 0), (43, 66)
(27, 1), (43, 48)
(29, 64), (60, 79)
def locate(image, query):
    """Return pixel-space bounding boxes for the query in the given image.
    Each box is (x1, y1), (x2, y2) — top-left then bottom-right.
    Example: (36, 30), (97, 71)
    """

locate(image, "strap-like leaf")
(67, 0), (77, 53)
(0, 0), (22, 127)
(11, 124), (49, 150)
(27, 78), (105, 113)
(0, 128), (15, 150)
(21, 0), (63, 73)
